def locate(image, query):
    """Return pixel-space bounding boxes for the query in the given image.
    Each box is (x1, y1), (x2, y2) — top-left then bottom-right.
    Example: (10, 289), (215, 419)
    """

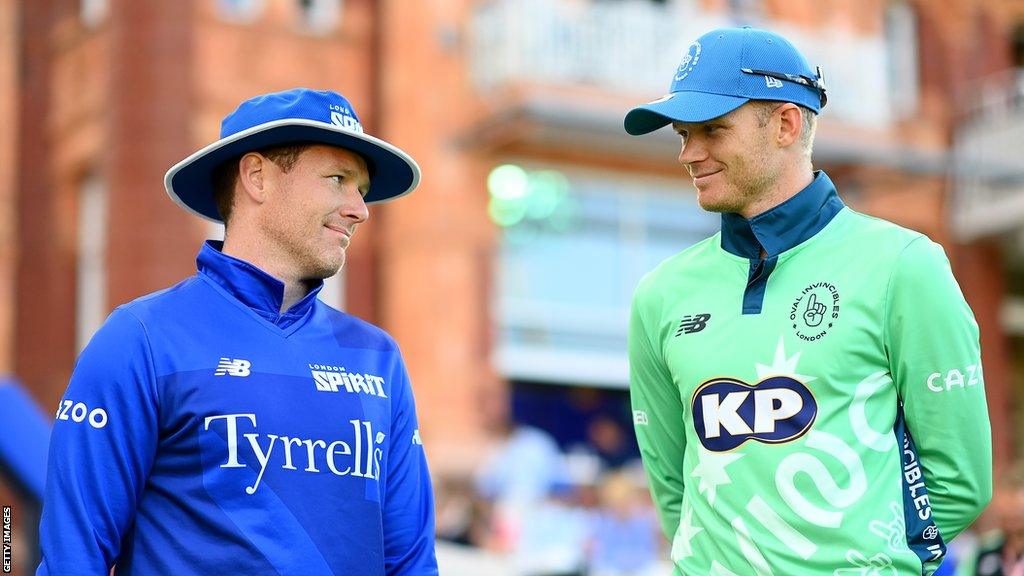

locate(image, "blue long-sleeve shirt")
(38, 241), (437, 575)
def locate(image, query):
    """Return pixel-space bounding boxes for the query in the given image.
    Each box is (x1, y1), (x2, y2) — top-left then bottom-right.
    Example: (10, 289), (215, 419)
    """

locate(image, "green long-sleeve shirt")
(629, 172), (992, 576)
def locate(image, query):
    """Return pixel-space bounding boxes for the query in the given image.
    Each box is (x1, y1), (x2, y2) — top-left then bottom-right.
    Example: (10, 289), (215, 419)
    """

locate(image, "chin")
(696, 195), (729, 214)
(697, 189), (743, 214)
(306, 253), (346, 280)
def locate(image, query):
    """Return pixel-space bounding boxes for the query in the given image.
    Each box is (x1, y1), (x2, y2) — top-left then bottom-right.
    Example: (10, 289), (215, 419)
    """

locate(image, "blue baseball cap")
(624, 27), (826, 135)
(164, 88), (420, 222)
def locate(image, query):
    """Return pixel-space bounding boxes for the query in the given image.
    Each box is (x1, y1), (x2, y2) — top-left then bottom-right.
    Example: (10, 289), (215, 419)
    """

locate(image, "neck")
(221, 232), (313, 314)
(740, 164), (814, 220)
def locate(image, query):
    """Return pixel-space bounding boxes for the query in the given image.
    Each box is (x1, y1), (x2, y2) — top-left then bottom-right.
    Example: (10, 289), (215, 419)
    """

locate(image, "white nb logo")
(215, 358), (251, 377)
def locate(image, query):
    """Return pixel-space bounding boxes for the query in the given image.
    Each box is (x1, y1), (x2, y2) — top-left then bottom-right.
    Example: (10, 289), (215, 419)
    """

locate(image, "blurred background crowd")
(2, 0), (1024, 574)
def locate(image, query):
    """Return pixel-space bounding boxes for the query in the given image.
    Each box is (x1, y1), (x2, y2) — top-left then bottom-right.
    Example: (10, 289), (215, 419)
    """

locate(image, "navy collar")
(720, 171), (845, 259)
(196, 240), (323, 328)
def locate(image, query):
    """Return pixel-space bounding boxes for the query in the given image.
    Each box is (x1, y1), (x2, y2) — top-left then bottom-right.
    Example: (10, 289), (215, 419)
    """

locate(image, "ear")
(775, 103), (803, 149)
(237, 152), (268, 205)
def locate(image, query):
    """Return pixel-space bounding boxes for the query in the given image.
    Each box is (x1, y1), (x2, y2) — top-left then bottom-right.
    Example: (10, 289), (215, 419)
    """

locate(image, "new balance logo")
(215, 358), (251, 377)
(675, 314), (711, 336)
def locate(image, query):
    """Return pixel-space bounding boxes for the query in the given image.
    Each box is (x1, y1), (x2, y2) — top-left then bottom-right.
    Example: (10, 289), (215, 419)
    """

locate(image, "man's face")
(259, 144), (370, 280)
(672, 102), (782, 216)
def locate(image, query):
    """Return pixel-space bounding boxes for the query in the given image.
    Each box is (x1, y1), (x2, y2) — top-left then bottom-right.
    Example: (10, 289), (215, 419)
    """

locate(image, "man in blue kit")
(37, 88), (437, 575)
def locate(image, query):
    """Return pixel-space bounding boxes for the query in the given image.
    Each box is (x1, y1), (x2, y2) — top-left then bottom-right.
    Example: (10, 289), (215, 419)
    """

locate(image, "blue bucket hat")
(164, 88), (420, 222)
(624, 27), (826, 135)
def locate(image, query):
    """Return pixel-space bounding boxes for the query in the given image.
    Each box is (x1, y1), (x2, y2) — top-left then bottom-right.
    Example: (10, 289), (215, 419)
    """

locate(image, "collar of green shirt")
(720, 170), (845, 259)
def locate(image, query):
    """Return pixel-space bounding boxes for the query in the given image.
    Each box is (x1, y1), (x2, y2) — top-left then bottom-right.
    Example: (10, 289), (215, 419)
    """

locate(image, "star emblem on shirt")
(671, 503), (703, 562)
(755, 336), (816, 383)
(691, 448), (744, 506)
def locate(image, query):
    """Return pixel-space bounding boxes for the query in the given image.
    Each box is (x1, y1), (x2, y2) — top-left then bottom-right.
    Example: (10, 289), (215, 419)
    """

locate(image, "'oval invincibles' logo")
(673, 41), (702, 83)
(691, 376), (817, 452)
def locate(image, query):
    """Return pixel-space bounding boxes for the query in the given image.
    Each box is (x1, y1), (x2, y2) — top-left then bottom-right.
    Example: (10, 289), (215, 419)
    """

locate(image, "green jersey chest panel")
(631, 183), (964, 574)
(662, 212), (892, 442)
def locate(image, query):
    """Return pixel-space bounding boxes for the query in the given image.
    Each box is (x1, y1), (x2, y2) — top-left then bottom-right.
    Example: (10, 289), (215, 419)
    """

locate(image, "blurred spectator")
(0, 376), (50, 571)
(588, 470), (661, 576)
(972, 486), (1024, 576)
(511, 493), (592, 576)
(475, 424), (567, 503)
(435, 474), (492, 548)
(475, 385), (569, 504)
(584, 415), (634, 470)
(512, 451), (602, 576)
(0, 376), (50, 503)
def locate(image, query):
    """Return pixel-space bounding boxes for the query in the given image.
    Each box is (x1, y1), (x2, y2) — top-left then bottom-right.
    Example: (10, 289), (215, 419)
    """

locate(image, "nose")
(678, 134), (707, 167)
(341, 188), (370, 224)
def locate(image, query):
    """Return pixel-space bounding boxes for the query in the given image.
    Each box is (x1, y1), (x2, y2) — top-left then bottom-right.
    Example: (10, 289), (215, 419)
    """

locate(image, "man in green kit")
(624, 27), (992, 575)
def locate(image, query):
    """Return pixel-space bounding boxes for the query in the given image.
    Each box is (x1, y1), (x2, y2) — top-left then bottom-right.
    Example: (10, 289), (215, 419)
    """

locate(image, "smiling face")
(672, 101), (785, 218)
(255, 144), (370, 280)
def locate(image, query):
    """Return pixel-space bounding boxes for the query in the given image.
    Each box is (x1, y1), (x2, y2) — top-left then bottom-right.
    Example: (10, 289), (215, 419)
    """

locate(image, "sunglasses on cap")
(741, 66), (828, 109)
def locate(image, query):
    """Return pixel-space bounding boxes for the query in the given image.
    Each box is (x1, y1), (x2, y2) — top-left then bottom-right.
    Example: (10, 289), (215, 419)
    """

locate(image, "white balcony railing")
(469, 0), (908, 128)
(951, 69), (1024, 240)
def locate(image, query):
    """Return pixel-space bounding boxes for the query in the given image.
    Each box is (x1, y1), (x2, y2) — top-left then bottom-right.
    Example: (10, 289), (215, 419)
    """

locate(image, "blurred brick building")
(2, 0), (1024, 573)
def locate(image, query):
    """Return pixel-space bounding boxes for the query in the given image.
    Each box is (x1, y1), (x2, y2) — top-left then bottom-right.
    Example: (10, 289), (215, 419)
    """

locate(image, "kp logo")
(691, 376), (817, 452)
(215, 358), (251, 377)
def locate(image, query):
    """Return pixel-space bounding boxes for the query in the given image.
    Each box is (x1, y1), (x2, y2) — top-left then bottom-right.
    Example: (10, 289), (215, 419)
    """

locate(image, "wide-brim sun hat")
(164, 88), (420, 223)
(624, 27), (827, 135)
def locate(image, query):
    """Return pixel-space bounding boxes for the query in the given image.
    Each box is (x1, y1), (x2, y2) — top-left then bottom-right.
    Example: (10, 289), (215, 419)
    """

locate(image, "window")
(216, 0), (265, 23)
(492, 164), (717, 388)
(80, 0), (109, 27)
(76, 173), (108, 352)
(884, 1), (920, 119)
(297, 0), (342, 35)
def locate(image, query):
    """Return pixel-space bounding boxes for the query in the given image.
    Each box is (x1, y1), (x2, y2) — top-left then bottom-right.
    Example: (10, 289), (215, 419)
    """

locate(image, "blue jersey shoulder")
(315, 301), (400, 353)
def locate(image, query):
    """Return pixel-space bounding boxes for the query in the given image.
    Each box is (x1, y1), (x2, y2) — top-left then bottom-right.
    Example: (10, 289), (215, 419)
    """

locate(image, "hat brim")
(624, 91), (751, 135)
(164, 119), (421, 223)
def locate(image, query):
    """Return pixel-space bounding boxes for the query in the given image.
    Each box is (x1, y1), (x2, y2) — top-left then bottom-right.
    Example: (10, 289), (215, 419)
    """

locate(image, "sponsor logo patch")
(675, 313), (711, 336)
(215, 358), (251, 377)
(790, 282), (840, 342)
(692, 376), (817, 452)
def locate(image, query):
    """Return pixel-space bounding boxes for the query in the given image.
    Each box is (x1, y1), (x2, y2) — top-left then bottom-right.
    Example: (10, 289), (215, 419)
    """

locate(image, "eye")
(328, 174), (345, 184)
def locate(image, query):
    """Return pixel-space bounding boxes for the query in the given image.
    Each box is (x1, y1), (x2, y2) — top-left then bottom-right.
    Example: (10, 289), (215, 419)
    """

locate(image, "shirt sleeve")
(36, 307), (160, 576)
(629, 281), (686, 543)
(382, 356), (438, 576)
(885, 237), (992, 541)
